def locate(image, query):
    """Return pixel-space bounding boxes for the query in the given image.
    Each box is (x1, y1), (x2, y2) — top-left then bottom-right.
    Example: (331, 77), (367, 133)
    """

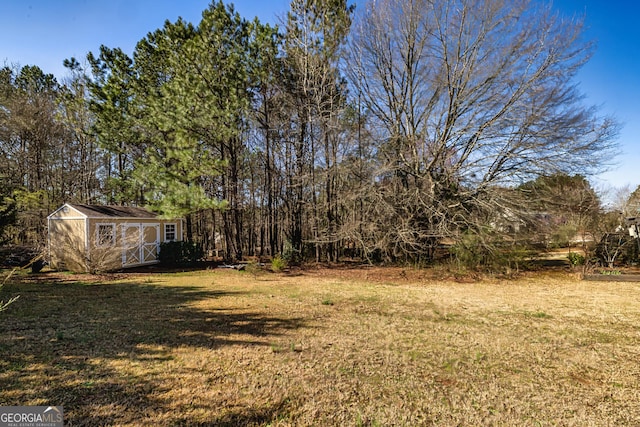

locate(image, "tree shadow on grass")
(167, 398), (296, 427)
(0, 276), (306, 425)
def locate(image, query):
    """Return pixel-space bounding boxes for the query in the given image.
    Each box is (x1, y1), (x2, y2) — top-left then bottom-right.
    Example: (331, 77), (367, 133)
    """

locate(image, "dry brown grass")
(1, 267), (639, 426)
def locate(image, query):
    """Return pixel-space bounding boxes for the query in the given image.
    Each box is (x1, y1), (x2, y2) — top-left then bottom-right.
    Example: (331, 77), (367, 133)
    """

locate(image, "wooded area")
(0, 0), (622, 267)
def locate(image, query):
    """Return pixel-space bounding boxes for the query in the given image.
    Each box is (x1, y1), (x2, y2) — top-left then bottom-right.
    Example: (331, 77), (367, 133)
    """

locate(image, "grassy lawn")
(1, 267), (639, 426)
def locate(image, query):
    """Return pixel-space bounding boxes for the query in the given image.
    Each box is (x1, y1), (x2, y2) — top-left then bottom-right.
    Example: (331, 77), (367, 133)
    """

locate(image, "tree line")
(0, 0), (621, 266)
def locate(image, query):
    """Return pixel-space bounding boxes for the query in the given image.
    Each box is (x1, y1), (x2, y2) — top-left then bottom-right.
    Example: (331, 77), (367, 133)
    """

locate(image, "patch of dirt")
(20, 259), (615, 286)
(14, 263), (452, 285)
(289, 263), (485, 283)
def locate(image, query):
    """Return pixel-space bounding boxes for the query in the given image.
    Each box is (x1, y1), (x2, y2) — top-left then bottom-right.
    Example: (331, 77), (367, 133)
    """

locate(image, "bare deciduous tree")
(346, 0), (619, 261)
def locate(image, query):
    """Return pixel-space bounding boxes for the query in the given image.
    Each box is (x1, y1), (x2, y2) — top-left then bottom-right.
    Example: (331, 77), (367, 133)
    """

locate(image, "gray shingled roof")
(69, 204), (158, 219)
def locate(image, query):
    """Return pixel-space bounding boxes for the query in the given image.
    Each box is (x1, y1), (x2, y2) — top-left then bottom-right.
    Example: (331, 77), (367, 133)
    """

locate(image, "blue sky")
(551, 0), (640, 195)
(0, 0), (637, 192)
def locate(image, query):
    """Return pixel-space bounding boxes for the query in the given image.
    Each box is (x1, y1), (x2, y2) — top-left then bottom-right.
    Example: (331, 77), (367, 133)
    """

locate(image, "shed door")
(123, 224), (142, 266)
(142, 224), (160, 263)
(122, 223), (160, 266)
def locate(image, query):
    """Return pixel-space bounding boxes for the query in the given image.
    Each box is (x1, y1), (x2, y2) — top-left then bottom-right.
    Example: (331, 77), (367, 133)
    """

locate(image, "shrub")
(450, 233), (486, 269)
(271, 255), (287, 273)
(567, 252), (585, 267)
(244, 260), (263, 279)
(281, 240), (301, 265)
(159, 241), (204, 267)
(450, 231), (534, 274)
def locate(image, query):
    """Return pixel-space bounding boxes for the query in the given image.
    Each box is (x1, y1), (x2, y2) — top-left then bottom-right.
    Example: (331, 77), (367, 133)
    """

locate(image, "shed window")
(97, 224), (115, 246)
(165, 224), (176, 241)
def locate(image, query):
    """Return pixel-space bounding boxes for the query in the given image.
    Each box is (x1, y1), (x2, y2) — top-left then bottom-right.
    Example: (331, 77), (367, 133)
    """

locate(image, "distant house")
(47, 203), (184, 272)
(627, 217), (640, 238)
